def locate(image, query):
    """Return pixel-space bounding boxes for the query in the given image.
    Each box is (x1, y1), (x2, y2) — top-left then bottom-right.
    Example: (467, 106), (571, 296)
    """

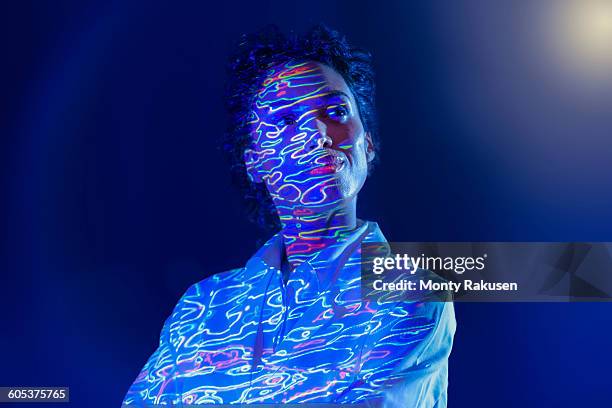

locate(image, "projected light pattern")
(123, 222), (454, 405)
(244, 61), (373, 268)
(245, 61), (362, 212)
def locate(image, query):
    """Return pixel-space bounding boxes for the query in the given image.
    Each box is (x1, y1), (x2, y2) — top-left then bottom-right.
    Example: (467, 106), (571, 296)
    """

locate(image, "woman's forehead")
(261, 60), (322, 88)
(254, 60), (352, 113)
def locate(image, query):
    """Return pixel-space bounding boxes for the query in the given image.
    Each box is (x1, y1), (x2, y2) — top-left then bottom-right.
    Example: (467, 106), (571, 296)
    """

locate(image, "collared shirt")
(123, 221), (456, 407)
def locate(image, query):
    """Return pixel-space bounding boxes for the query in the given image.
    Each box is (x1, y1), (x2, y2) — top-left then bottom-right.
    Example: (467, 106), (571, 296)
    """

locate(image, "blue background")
(2, 1), (612, 406)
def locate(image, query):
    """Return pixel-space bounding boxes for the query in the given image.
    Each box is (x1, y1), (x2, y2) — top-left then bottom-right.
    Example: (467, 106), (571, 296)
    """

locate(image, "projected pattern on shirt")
(123, 223), (453, 405)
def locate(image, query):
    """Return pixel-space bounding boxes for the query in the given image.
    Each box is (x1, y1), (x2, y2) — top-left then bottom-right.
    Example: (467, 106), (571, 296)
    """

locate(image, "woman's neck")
(278, 198), (359, 271)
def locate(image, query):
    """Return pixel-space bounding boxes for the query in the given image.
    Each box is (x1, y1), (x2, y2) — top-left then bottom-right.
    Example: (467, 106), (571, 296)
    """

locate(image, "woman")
(123, 25), (455, 407)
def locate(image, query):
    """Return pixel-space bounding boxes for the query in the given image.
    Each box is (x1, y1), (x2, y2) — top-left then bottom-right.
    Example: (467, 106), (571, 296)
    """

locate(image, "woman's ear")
(243, 148), (263, 183)
(365, 132), (375, 163)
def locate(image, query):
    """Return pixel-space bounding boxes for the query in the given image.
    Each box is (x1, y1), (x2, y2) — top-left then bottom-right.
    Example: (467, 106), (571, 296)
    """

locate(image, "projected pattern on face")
(245, 61), (373, 263)
(123, 223), (447, 405)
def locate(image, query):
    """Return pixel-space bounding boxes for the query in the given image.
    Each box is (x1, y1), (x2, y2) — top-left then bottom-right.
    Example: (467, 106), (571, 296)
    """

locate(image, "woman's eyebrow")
(312, 90), (351, 108)
(263, 90), (351, 120)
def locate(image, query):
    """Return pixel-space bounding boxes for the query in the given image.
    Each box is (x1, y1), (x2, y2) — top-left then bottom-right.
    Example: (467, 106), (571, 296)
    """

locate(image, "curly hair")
(222, 24), (379, 232)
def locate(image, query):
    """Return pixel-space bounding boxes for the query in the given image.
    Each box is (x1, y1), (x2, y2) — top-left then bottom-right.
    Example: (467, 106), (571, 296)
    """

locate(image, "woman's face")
(245, 60), (375, 213)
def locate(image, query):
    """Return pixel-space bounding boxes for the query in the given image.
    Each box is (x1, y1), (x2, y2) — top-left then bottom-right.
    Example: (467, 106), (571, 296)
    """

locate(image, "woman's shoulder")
(156, 267), (249, 338)
(175, 266), (248, 305)
(165, 263), (272, 325)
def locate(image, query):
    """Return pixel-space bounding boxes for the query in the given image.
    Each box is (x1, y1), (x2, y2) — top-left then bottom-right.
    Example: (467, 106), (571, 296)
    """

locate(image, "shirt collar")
(245, 220), (388, 293)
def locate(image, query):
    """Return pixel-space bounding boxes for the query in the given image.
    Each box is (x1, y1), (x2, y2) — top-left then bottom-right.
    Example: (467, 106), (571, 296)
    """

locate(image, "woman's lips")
(310, 153), (346, 175)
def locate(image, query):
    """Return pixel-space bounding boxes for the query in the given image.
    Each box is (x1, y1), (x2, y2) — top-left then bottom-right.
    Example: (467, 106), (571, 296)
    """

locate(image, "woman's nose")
(308, 119), (333, 150)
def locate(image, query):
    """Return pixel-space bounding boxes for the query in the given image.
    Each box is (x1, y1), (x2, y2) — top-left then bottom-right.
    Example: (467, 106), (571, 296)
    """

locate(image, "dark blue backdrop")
(2, 1), (612, 407)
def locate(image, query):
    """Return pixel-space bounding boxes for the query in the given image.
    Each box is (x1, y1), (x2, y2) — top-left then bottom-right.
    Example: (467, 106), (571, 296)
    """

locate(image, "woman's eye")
(327, 105), (349, 120)
(277, 115), (297, 127)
